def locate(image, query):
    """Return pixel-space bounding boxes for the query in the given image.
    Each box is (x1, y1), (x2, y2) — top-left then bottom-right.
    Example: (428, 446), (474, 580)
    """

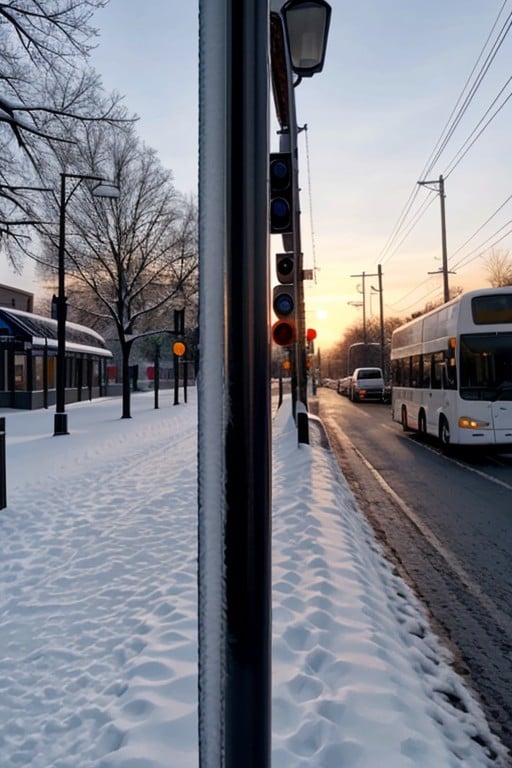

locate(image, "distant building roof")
(0, 308), (112, 358)
(0, 283), (34, 312)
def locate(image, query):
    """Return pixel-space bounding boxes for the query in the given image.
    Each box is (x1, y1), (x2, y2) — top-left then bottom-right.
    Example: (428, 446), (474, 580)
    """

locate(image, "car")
(349, 367), (385, 402)
(337, 376), (351, 396)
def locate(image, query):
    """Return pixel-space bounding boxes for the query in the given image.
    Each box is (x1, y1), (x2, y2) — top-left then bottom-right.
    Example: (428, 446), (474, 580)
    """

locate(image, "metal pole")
(281, 56), (307, 415)
(224, 0), (271, 764)
(439, 174), (450, 302)
(418, 176), (450, 302)
(378, 264), (385, 374)
(173, 354), (179, 405)
(54, 173), (69, 436)
(0, 417), (6, 509)
(154, 345), (160, 409)
(362, 272), (367, 345)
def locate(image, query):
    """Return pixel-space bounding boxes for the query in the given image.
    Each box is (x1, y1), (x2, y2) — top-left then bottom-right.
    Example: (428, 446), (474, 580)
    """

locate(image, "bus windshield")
(459, 333), (512, 400)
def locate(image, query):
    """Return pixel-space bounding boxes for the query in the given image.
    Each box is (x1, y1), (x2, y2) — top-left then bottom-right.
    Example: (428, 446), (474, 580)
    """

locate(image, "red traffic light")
(306, 328), (317, 341)
(272, 320), (296, 346)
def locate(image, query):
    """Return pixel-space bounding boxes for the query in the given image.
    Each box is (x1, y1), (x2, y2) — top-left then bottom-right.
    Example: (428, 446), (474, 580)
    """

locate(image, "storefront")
(0, 308), (112, 409)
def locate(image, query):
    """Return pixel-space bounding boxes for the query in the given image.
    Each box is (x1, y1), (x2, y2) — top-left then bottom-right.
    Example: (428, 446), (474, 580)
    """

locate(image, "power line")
(451, 218), (512, 272)
(445, 76), (512, 178)
(380, 193), (437, 267)
(423, 7), (512, 177)
(301, 124), (318, 283)
(376, 3), (511, 267)
(449, 192), (512, 261)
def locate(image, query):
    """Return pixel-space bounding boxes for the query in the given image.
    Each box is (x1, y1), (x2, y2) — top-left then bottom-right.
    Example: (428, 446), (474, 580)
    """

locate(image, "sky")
(2, 0), (511, 349)
(0, 387), (508, 767)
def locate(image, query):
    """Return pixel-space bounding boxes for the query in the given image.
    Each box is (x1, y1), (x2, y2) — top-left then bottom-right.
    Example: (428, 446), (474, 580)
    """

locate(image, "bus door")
(490, 385), (512, 441)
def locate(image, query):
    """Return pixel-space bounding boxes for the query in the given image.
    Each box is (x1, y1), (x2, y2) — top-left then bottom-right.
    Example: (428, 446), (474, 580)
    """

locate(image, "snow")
(0, 388), (508, 767)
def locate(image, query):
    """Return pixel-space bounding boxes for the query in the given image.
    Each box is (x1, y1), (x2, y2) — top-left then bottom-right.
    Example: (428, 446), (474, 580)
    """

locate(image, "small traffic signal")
(276, 252), (295, 284)
(273, 284), (295, 318)
(269, 153), (294, 234)
(173, 341), (187, 357)
(272, 320), (296, 346)
(272, 284), (296, 346)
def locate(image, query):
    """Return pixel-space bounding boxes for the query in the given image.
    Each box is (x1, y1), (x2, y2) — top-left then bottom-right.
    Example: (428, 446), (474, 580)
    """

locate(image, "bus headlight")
(458, 416), (490, 429)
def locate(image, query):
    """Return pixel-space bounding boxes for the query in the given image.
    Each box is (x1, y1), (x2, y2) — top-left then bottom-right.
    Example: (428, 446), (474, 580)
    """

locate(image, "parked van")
(349, 367), (385, 402)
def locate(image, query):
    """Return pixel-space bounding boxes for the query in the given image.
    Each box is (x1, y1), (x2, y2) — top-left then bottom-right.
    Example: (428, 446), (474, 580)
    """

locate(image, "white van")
(349, 367), (385, 402)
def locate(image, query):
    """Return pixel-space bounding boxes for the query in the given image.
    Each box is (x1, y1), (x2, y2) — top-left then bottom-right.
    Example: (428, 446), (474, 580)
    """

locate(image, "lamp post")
(276, 0), (331, 416)
(54, 173), (119, 436)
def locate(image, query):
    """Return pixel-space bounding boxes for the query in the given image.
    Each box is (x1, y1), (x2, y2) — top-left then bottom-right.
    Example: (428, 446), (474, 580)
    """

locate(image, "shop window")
(14, 354), (27, 390)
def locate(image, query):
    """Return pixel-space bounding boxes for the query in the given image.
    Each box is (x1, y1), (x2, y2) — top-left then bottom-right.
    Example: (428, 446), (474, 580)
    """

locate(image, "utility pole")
(372, 265), (385, 374)
(418, 174), (451, 303)
(350, 270), (375, 345)
(351, 268), (384, 370)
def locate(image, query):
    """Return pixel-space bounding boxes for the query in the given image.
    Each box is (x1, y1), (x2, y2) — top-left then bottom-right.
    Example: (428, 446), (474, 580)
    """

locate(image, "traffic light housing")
(269, 153), (294, 234)
(272, 284), (296, 346)
(272, 319), (296, 346)
(275, 252), (295, 284)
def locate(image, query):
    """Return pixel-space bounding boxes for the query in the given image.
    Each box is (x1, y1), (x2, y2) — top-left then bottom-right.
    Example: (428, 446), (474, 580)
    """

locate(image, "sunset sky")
(4, 0), (510, 351)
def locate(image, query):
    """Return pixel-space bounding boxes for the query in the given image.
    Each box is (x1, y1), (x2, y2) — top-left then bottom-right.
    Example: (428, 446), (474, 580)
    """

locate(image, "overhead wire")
(449, 192), (512, 261)
(422, 6), (512, 177)
(302, 124), (318, 283)
(380, 193), (437, 267)
(376, 1), (511, 272)
(444, 75), (512, 178)
(451, 218), (512, 272)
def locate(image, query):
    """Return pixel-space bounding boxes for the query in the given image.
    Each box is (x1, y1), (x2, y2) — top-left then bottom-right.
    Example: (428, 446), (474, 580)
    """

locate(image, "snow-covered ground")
(0, 389), (508, 767)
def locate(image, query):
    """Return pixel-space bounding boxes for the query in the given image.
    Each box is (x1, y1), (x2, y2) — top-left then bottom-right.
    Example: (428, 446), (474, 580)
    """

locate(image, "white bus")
(390, 287), (512, 449)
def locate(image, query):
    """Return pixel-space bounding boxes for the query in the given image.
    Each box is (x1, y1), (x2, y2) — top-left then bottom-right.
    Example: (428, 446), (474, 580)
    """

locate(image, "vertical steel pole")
(54, 173), (69, 436)
(198, 0), (270, 764)
(279, 47), (307, 415)
(198, 0), (228, 762)
(154, 345), (160, 409)
(439, 174), (450, 302)
(378, 264), (385, 375)
(225, 0), (271, 765)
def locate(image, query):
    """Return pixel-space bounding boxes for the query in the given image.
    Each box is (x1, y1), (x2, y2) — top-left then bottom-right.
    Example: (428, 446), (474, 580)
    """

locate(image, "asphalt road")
(314, 386), (512, 759)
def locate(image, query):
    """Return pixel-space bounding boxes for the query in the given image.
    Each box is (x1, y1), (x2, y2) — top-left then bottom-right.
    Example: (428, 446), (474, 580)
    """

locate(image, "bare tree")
(38, 125), (198, 419)
(0, 0), (129, 266)
(484, 248), (512, 287)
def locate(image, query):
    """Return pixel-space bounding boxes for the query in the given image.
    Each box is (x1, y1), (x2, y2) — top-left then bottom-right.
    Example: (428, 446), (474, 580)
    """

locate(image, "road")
(314, 387), (512, 758)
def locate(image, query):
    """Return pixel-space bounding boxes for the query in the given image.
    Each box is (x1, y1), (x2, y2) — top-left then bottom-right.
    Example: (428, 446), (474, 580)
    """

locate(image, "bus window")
(431, 353), (443, 389)
(421, 354), (432, 389)
(459, 333), (512, 398)
(411, 355), (421, 388)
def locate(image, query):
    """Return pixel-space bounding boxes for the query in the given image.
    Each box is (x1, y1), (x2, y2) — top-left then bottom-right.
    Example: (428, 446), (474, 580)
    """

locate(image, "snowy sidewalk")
(0, 390), (508, 767)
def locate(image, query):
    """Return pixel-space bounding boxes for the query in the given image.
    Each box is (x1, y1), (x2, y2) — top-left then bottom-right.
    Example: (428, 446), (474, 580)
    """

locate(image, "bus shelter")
(0, 308), (112, 409)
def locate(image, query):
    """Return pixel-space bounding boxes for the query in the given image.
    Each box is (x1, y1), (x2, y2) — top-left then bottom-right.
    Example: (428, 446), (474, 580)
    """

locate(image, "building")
(0, 306), (112, 409)
(0, 283), (33, 313)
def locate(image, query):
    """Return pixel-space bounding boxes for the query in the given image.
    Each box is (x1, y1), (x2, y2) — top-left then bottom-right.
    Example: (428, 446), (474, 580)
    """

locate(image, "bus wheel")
(419, 411), (426, 435)
(439, 416), (450, 449)
(401, 406), (410, 431)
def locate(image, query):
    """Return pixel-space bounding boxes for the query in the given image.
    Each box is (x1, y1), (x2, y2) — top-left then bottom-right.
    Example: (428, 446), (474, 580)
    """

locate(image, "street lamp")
(54, 172), (119, 436)
(282, 0), (331, 81)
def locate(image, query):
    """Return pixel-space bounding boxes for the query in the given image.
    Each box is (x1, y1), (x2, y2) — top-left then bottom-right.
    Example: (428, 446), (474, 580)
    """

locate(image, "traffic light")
(269, 153), (294, 234)
(272, 284), (296, 346)
(273, 251), (296, 346)
(272, 320), (296, 346)
(276, 252), (295, 284)
(173, 341), (187, 357)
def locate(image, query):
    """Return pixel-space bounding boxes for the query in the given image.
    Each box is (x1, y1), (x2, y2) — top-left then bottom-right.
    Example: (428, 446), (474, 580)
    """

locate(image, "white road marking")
(325, 418), (512, 637)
